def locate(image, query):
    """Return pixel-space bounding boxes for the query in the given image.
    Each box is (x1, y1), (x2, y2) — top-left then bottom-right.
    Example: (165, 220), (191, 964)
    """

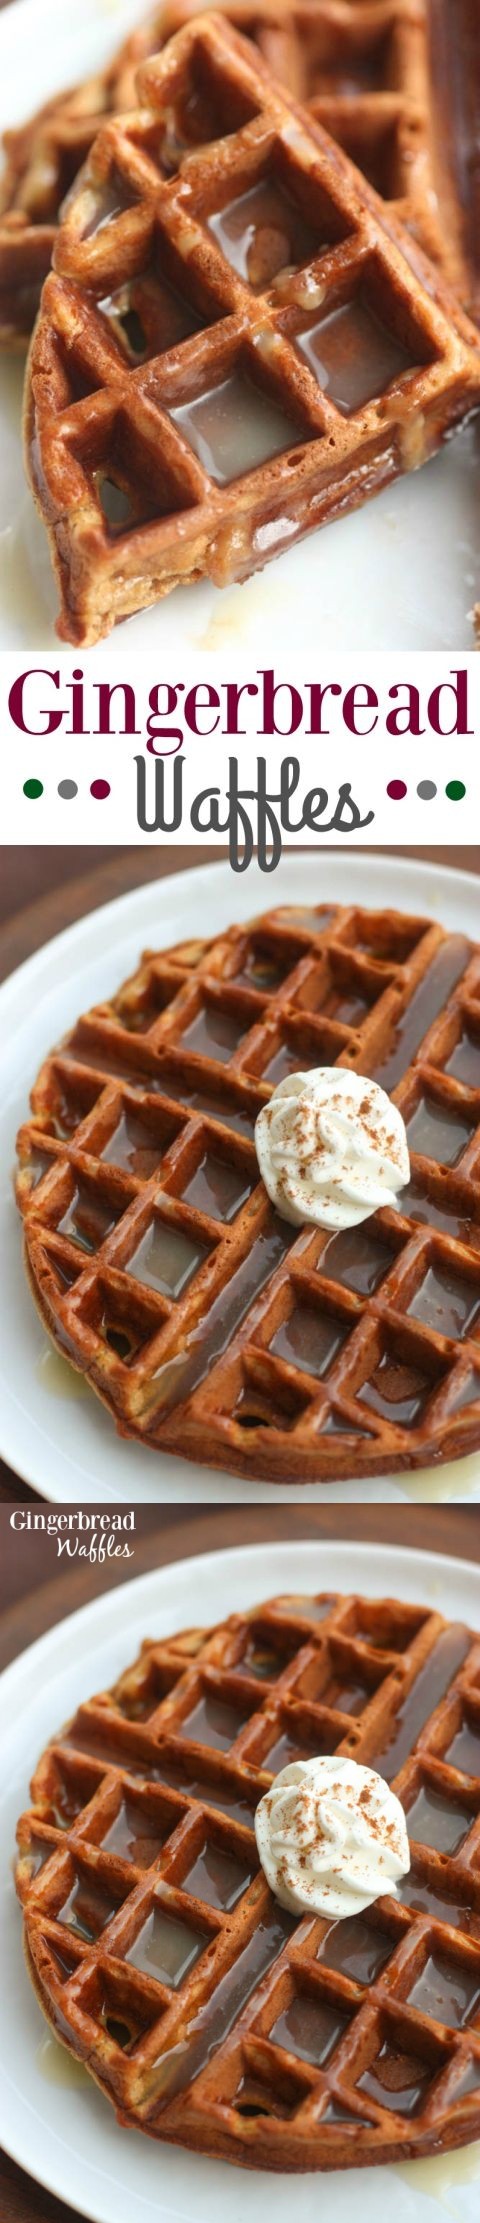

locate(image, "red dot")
(90, 779), (110, 800)
(387, 779), (407, 800)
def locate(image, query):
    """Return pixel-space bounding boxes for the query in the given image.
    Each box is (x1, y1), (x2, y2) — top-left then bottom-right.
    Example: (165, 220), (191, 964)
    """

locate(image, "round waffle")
(15, 1586), (480, 2171)
(15, 899), (480, 1487)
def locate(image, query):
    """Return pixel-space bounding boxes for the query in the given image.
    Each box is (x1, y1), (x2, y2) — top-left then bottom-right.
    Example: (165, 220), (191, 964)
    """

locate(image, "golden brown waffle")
(163, 0), (444, 261)
(168, 0), (480, 312)
(15, 900), (480, 1488)
(1, 0), (474, 352)
(23, 13), (480, 644)
(0, 0), (437, 351)
(0, 30), (157, 351)
(15, 1587), (480, 2170)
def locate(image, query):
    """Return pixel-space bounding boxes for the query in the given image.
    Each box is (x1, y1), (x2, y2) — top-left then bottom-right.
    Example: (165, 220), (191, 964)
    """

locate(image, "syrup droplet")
(36, 2034), (89, 2088)
(34, 1349), (90, 1401)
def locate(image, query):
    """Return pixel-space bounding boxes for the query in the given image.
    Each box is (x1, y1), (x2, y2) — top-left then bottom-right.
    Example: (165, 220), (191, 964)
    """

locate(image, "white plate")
(1, 0), (480, 651)
(1, 848), (480, 1505)
(1, 1536), (480, 2223)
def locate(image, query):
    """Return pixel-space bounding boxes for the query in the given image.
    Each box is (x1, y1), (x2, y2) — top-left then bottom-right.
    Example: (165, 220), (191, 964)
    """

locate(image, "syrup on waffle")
(0, 33), (157, 350)
(15, 1589), (480, 2170)
(0, 0), (473, 352)
(23, 14), (480, 643)
(15, 901), (480, 1487)
(162, 0), (444, 263)
(167, 0), (480, 315)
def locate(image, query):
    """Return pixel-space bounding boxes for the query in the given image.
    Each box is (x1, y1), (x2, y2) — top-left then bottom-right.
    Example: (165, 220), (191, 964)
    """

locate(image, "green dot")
(445, 780), (466, 801)
(23, 778), (43, 799)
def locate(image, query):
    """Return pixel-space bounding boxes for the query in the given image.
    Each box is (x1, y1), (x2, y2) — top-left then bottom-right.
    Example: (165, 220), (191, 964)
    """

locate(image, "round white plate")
(1, 850), (480, 1504)
(0, 0), (480, 651)
(2, 1536), (480, 2223)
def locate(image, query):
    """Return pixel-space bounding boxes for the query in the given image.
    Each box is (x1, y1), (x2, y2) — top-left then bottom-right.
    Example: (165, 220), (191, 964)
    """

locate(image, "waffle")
(163, 0), (446, 263)
(0, 0), (448, 352)
(15, 1586), (480, 2171)
(167, 0), (480, 312)
(23, 13), (480, 644)
(15, 899), (480, 1488)
(0, 32), (156, 351)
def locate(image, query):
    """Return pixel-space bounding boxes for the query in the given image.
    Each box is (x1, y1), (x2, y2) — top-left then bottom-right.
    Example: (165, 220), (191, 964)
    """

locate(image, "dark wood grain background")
(2, 1502), (480, 1663)
(1, 844), (479, 960)
(1, 1498), (480, 2223)
(1, 843), (478, 1500)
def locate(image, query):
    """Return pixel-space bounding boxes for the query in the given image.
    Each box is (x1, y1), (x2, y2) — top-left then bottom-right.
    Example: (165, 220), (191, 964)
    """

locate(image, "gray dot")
(417, 780), (437, 801)
(58, 779), (78, 799)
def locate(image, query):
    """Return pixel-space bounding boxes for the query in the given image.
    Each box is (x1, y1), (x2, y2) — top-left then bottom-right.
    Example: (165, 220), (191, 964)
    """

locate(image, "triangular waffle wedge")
(22, 13), (480, 643)
(15, 1588), (480, 2170)
(15, 900), (480, 1487)
(0, 0), (473, 352)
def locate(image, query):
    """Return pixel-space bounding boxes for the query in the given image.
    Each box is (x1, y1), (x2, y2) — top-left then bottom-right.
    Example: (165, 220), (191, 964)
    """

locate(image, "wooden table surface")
(1, 1498), (479, 2223)
(1, 843), (479, 1501)
(3, 1500), (480, 1661)
(1, 844), (479, 964)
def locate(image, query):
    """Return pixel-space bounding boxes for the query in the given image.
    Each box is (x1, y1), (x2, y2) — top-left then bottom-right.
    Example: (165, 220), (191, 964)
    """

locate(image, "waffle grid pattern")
(15, 1591), (480, 2170)
(15, 902), (480, 1486)
(0, 0), (443, 350)
(163, 0), (442, 253)
(24, 14), (480, 643)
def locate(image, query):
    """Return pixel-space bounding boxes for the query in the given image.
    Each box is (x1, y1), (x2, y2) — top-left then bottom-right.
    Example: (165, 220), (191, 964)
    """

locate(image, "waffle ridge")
(22, 12), (480, 642)
(15, 1588), (480, 2170)
(163, 0), (444, 259)
(0, 0), (468, 350)
(15, 899), (480, 1486)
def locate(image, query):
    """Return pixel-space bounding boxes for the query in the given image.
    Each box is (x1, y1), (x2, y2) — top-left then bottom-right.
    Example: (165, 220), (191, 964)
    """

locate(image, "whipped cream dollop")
(255, 1067), (410, 1232)
(255, 1755), (410, 1920)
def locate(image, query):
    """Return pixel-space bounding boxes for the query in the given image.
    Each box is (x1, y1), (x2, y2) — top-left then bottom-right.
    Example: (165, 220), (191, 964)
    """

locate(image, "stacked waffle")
(15, 1589), (480, 2169)
(2, 0), (480, 637)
